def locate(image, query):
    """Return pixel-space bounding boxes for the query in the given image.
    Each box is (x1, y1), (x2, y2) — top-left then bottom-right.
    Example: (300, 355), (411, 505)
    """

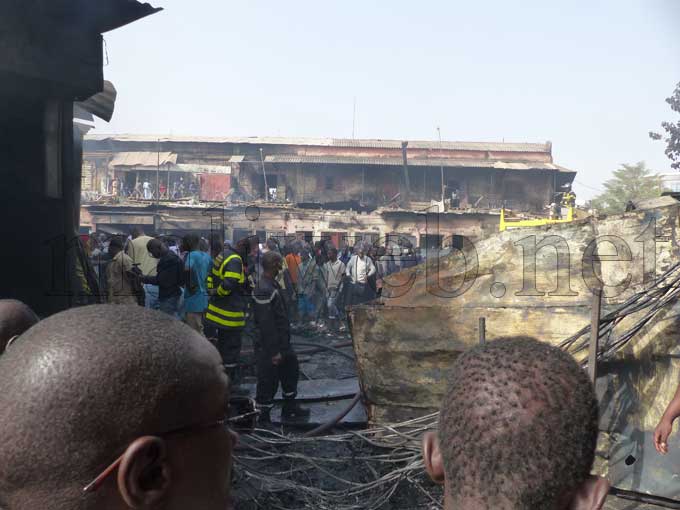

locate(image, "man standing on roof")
(205, 235), (251, 384)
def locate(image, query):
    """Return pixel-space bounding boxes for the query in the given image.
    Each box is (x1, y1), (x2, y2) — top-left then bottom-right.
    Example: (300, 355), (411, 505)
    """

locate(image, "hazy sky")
(96, 0), (680, 200)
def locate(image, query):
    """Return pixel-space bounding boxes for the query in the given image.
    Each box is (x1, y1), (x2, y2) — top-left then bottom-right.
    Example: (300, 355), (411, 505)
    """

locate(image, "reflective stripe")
(205, 313), (246, 328)
(211, 268), (222, 277)
(208, 304), (245, 318)
(217, 286), (231, 297)
(219, 254), (245, 283)
(252, 289), (277, 305)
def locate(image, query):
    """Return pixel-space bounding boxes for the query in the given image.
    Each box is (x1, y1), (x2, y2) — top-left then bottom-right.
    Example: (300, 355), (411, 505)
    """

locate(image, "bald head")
(0, 305), (230, 510)
(0, 299), (39, 354)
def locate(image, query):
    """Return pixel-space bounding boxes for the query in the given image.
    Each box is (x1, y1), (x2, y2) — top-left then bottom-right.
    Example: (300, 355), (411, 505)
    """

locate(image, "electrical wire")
(234, 413), (442, 510)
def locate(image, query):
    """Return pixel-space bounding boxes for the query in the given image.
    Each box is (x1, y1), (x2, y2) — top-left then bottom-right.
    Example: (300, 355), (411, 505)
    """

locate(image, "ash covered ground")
(232, 326), (443, 510)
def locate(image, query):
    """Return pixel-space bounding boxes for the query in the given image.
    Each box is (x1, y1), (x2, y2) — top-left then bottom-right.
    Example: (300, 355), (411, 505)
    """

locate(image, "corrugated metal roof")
(632, 195), (678, 210)
(264, 155), (575, 173)
(75, 81), (117, 122)
(109, 152), (177, 167)
(30, 0), (162, 33)
(85, 134), (551, 153)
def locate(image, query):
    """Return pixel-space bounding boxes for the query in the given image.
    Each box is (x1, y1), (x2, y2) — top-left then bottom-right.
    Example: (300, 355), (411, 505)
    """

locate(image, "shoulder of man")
(252, 278), (278, 304)
(223, 250), (243, 267)
(121, 252), (134, 266)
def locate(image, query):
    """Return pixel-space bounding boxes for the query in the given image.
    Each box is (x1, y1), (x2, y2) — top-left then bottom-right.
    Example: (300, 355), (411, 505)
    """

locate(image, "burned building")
(0, 0), (160, 317)
(81, 135), (576, 249)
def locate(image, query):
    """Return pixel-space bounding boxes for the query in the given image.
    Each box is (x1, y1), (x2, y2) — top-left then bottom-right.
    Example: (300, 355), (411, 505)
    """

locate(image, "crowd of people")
(86, 229), (424, 422)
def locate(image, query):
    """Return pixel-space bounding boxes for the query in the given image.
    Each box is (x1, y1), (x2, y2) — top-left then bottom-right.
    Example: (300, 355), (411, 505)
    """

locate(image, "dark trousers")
(255, 349), (300, 406)
(210, 327), (243, 367)
(350, 282), (375, 306)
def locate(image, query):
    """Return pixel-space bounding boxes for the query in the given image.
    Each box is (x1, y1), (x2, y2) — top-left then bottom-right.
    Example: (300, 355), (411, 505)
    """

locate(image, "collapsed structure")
(349, 202), (680, 500)
(81, 135), (575, 247)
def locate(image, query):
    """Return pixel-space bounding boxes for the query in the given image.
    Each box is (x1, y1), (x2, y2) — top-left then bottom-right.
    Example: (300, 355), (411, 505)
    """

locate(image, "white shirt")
(346, 254), (376, 284)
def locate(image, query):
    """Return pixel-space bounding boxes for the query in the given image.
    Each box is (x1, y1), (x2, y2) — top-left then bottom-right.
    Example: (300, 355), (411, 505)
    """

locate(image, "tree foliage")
(649, 81), (680, 170)
(590, 162), (662, 214)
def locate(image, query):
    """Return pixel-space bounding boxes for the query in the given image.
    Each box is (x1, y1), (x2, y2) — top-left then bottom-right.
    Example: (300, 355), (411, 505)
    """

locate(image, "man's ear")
(117, 436), (172, 509)
(567, 475), (610, 510)
(422, 431), (446, 485)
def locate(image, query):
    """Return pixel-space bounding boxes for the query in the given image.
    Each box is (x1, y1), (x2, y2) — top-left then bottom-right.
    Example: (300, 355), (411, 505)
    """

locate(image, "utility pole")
(259, 148), (269, 202)
(401, 141), (411, 206)
(156, 138), (160, 205)
(588, 287), (603, 384)
(437, 127), (445, 203)
(352, 97), (357, 140)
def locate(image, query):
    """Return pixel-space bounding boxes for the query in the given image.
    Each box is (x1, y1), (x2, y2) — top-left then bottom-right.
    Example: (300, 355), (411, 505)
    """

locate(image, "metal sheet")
(199, 174), (231, 202)
(75, 80), (117, 122)
(176, 163), (231, 174)
(241, 378), (359, 402)
(85, 134), (550, 153)
(268, 398), (367, 428)
(91, 214), (153, 225)
(156, 215), (213, 231)
(265, 154), (574, 173)
(109, 151), (177, 167)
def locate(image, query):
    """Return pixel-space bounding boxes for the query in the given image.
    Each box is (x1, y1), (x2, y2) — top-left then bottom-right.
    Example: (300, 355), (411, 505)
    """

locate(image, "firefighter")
(562, 189), (576, 208)
(252, 250), (310, 421)
(205, 236), (251, 383)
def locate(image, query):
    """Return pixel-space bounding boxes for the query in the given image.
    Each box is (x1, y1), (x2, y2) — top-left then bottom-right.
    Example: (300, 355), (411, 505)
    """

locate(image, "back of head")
(0, 300), (39, 354)
(209, 233), (223, 257)
(266, 238), (278, 252)
(131, 227), (144, 239)
(438, 337), (598, 509)
(108, 236), (124, 253)
(0, 305), (226, 510)
(183, 233), (200, 252)
(199, 237), (210, 253)
(262, 250), (282, 273)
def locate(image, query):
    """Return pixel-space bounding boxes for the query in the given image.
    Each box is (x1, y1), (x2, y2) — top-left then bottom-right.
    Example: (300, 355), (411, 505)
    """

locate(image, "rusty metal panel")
(199, 173), (231, 202)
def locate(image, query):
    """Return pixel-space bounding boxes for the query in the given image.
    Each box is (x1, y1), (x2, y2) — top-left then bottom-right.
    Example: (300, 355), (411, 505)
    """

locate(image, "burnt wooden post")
(588, 287), (603, 384)
(479, 317), (486, 345)
(401, 141), (410, 206)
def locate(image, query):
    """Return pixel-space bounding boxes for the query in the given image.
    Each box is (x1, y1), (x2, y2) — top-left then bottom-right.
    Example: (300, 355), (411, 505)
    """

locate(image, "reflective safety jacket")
(205, 248), (247, 329)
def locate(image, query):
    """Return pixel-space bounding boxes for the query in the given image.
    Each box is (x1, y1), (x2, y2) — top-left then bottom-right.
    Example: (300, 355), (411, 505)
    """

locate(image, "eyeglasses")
(82, 397), (258, 494)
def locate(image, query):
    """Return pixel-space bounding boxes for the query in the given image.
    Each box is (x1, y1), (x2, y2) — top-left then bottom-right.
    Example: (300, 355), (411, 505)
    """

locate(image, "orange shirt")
(285, 253), (302, 284)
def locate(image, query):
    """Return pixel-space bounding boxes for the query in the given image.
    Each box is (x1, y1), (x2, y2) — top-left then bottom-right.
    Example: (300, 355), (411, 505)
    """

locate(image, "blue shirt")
(183, 251), (212, 313)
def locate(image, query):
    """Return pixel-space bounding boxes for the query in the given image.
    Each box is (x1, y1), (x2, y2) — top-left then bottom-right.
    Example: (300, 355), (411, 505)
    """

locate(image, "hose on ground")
(291, 341), (356, 362)
(609, 487), (680, 509)
(303, 392), (363, 438)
